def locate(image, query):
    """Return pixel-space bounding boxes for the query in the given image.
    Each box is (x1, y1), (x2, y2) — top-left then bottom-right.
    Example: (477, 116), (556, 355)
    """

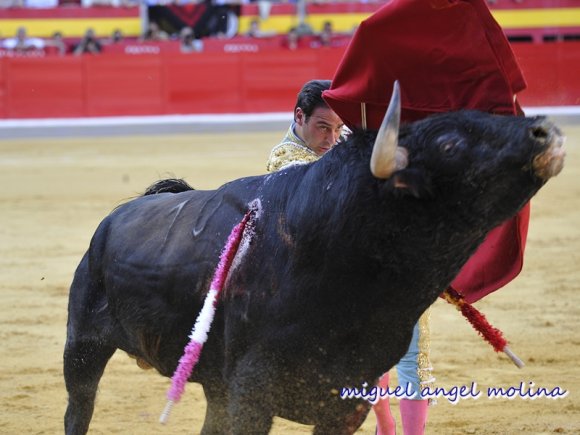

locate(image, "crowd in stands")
(4, 0), (578, 57)
(0, 24), (355, 56)
(0, 0), (528, 8)
(0, 9), (353, 56)
(0, 25), (124, 55)
(0, 0), (137, 7)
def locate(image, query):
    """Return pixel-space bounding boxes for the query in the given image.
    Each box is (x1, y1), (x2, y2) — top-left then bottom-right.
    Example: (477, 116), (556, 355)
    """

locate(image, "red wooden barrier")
(0, 42), (577, 119)
(164, 53), (242, 114)
(4, 56), (84, 118)
(85, 55), (165, 116)
(0, 59), (5, 118)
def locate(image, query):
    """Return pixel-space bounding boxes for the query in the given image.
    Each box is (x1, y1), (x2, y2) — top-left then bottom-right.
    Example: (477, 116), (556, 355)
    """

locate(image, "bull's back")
(102, 177), (262, 268)
(82, 178), (262, 367)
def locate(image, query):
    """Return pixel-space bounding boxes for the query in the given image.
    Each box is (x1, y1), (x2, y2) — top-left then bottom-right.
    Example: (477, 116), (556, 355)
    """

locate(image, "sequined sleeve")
(266, 142), (320, 173)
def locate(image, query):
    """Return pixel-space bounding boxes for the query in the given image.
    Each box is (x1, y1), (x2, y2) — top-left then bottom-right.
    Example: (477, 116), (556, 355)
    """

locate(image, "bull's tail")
(143, 178), (195, 195)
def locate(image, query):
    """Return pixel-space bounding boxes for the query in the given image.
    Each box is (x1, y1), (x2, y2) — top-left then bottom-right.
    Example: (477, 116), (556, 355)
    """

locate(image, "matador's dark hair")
(293, 79), (332, 122)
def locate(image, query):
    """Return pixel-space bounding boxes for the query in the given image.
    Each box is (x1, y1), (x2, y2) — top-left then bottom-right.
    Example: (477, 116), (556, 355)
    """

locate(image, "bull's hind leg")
(64, 255), (116, 435)
(64, 339), (116, 435)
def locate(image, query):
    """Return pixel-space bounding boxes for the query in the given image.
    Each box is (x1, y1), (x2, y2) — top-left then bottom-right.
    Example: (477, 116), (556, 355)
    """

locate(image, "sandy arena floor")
(0, 124), (579, 434)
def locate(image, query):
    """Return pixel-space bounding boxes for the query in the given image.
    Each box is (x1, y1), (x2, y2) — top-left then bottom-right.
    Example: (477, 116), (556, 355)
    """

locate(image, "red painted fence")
(0, 41), (578, 119)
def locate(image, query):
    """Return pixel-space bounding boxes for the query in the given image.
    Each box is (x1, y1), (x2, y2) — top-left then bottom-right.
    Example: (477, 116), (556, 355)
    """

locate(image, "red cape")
(324, 0), (529, 303)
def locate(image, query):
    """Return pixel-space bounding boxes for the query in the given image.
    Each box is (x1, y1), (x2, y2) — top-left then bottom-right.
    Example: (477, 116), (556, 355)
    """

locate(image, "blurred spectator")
(141, 21), (169, 42)
(180, 27), (203, 53)
(246, 18), (275, 38)
(105, 29), (124, 45)
(318, 20), (333, 47)
(2, 27), (45, 52)
(46, 31), (67, 55)
(211, 0), (240, 39)
(247, 18), (261, 37)
(112, 29), (124, 43)
(73, 28), (102, 56)
(294, 21), (314, 37)
(285, 27), (299, 51)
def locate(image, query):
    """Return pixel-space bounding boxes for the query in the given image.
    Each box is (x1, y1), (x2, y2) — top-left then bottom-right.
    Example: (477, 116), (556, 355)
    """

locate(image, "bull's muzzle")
(531, 120), (566, 180)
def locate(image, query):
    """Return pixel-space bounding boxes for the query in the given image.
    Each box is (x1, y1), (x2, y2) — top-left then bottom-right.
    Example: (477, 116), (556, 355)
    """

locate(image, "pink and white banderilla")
(159, 200), (260, 424)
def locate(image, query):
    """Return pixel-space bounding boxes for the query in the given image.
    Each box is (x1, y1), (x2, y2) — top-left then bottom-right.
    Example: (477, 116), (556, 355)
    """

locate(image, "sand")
(1, 125), (578, 434)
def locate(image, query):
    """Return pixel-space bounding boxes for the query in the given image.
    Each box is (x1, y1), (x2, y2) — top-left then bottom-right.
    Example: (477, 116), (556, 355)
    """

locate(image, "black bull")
(64, 110), (564, 434)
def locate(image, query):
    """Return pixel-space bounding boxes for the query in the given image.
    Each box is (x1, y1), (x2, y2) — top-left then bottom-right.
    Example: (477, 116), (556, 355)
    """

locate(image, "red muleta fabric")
(323, 0), (530, 303)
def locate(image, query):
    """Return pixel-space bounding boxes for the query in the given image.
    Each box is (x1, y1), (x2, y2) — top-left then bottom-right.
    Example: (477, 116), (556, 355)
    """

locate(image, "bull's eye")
(440, 141), (459, 157)
(442, 142), (455, 153)
(436, 133), (462, 157)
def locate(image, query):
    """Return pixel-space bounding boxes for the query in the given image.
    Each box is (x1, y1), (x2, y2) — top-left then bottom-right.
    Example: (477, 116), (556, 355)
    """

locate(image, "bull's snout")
(531, 119), (566, 180)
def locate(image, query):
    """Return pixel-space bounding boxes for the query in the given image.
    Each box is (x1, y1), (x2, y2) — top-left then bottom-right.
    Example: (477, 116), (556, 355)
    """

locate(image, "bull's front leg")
(200, 381), (231, 435)
(226, 351), (277, 434)
(312, 401), (371, 435)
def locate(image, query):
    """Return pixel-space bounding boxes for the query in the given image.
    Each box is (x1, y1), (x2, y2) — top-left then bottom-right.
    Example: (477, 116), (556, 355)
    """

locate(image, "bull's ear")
(383, 169), (432, 198)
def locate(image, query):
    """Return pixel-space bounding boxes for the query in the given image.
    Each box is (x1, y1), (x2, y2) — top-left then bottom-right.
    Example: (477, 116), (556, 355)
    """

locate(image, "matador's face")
(295, 106), (343, 156)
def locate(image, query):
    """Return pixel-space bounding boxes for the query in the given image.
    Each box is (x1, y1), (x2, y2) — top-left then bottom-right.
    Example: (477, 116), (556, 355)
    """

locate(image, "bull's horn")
(370, 81), (407, 179)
